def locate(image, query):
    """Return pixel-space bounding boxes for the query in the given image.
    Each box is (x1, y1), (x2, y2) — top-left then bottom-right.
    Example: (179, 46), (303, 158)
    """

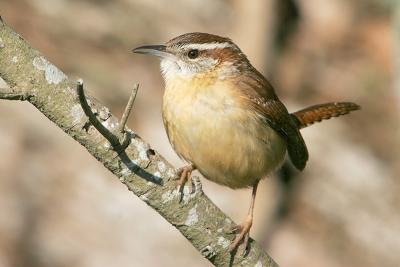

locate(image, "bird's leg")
(176, 164), (195, 193)
(229, 181), (259, 254)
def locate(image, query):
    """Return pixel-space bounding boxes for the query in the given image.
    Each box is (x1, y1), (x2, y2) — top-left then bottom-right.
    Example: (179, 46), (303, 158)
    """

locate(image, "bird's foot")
(228, 215), (253, 255)
(176, 164), (195, 194)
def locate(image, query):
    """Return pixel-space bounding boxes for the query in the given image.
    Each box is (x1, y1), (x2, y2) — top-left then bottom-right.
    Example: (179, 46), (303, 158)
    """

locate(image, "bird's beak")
(132, 45), (175, 60)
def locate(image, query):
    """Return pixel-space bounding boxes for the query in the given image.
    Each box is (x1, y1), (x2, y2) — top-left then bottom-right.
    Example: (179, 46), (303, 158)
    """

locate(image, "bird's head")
(132, 32), (249, 83)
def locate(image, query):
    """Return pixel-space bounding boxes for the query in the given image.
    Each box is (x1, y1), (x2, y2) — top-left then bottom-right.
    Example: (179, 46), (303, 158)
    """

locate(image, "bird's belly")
(163, 84), (287, 189)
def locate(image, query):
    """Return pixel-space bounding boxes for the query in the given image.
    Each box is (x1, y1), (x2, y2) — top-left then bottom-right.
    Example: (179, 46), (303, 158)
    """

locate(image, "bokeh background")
(0, 0), (399, 266)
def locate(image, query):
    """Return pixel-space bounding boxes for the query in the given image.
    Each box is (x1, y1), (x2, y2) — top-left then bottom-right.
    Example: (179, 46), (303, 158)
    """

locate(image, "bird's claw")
(176, 164), (197, 198)
(228, 216), (253, 255)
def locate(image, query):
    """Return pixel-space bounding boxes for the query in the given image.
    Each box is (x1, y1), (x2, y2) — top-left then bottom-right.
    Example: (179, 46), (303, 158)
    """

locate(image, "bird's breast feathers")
(162, 77), (286, 188)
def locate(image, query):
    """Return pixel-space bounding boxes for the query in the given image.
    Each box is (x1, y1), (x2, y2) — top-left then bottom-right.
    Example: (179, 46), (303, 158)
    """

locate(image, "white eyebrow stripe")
(181, 42), (234, 50)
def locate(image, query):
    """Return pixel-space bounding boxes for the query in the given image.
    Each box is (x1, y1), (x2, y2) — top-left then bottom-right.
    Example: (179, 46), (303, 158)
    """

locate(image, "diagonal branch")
(0, 19), (278, 267)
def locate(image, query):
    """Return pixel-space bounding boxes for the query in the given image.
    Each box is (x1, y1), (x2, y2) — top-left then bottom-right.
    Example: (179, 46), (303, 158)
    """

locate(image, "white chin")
(160, 58), (198, 83)
(160, 59), (181, 83)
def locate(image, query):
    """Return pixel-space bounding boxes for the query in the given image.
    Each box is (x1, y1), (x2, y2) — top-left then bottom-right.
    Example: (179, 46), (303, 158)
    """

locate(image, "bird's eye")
(187, 49), (199, 59)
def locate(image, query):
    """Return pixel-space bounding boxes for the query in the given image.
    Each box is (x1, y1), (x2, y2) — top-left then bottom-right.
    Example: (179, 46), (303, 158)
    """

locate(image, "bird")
(132, 32), (360, 253)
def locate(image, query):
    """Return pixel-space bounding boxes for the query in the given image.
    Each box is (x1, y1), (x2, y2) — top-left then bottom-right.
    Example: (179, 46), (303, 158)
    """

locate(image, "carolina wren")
(132, 32), (360, 253)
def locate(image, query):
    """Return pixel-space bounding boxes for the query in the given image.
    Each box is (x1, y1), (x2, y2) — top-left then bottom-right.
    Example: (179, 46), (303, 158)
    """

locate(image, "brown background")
(0, 0), (399, 266)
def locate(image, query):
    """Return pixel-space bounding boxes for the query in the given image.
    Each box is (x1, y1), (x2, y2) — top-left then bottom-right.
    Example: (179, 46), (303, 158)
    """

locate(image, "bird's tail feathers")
(291, 102), (360, 129)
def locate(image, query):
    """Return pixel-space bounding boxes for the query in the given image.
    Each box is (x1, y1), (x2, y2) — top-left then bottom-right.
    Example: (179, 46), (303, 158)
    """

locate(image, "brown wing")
(260, 100), (309, 170)
(236, 68), (309, 171)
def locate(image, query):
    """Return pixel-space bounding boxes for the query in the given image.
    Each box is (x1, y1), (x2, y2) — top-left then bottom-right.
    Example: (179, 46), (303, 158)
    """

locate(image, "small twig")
(76, 79), (120, 147)
(119, 83), (139, 134)
(118, 130), (132, 152)
(117, 84), (138, 149)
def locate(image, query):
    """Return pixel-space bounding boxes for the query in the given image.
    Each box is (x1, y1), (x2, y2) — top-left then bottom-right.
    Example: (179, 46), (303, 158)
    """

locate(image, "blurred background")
(0, 0), (399, 266)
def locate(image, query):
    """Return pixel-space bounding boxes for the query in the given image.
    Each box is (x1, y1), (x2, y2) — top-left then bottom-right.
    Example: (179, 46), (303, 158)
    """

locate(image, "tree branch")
(0, 19), (278, 267)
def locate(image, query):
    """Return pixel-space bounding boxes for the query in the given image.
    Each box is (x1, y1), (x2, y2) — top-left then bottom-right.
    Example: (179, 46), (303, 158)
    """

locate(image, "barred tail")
(291, 102), (360, 129)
